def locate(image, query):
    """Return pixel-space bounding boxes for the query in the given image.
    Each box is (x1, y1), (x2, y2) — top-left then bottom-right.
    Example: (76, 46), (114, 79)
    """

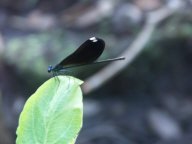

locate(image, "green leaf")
(16, 76), (83, 144)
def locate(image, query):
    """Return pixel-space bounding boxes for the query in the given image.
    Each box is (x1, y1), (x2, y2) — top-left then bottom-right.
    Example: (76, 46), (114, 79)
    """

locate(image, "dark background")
(0, 0), (192, 144)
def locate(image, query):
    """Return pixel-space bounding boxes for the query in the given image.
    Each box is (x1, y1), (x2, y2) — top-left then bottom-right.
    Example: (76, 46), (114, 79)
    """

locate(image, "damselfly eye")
(48, 65), (53, 73)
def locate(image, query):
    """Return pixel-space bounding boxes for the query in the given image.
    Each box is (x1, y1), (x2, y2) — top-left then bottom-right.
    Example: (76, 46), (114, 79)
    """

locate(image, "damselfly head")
(48, 65), (53, 73)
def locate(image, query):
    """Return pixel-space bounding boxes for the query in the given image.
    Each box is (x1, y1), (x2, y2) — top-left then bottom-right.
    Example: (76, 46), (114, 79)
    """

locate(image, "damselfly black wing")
(57, 37), (105, 67)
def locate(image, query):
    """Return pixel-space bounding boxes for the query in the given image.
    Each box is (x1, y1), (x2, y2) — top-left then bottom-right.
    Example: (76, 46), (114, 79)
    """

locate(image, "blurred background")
(0, 0), (192, 144)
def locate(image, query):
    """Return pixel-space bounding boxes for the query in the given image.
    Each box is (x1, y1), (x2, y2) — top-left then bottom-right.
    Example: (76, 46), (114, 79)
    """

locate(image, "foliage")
(16, 76), (83, 144)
